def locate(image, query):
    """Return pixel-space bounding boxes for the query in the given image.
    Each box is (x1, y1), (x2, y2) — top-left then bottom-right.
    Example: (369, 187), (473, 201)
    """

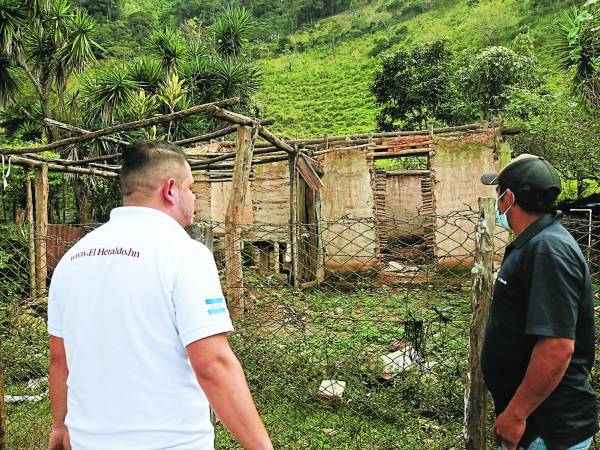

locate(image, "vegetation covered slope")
(254, 0), (575, 137)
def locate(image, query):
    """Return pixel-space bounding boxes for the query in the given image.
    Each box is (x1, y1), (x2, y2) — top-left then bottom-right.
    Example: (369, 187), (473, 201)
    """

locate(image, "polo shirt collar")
(510, 211), (562, 249)
(109, 206), (189, 238)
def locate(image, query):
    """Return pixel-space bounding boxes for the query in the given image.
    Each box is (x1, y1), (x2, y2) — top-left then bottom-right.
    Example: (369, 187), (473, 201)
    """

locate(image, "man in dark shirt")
(480, 154), (598, 450)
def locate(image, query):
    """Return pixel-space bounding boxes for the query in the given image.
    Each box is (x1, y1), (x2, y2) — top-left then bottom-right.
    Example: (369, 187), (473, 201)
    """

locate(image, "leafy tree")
(462, 46), (540, 118)
(371, 40), (472, 131)
(504, 89), (600, 197)
(79, 0), (122, 21)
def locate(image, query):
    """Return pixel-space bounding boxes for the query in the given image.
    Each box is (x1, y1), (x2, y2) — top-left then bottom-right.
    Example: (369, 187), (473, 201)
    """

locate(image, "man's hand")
(48, 424), (71, 450)
(494, 408), (526, 450)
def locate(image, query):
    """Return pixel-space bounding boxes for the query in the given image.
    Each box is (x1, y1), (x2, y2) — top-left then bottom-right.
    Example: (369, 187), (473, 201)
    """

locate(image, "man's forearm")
(49, 358), (68, 427)
(197, 354), (272, 450)
(504, 337), (574, 421)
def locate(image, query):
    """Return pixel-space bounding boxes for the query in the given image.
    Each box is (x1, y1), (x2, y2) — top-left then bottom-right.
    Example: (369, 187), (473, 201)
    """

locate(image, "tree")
(213, 6), (253, 58)
(553, 0), (600, 110)
(0, 0), (99, 137)
(371, 40), (471, 131)
(504, 90), (600, 197)
(462, 46), (540, 118)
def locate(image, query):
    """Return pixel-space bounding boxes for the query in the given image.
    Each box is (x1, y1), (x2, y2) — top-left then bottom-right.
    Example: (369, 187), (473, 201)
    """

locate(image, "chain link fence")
(0, 210), (598, 449)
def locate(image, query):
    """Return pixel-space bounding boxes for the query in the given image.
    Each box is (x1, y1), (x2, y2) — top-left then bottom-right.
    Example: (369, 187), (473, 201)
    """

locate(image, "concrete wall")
(320, 148), (380, 275)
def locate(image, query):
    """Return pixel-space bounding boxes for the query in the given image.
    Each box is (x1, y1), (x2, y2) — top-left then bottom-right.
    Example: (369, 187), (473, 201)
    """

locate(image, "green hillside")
(254, 0), (571, 137)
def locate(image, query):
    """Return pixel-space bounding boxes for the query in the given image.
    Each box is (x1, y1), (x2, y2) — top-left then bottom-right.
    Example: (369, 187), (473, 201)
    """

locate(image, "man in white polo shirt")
(47, 141), (273, 450)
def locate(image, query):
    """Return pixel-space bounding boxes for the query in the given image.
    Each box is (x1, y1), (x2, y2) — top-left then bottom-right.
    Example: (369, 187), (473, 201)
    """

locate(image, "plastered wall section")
(320, 148), (380, 274)
(430, 131), (504, 267)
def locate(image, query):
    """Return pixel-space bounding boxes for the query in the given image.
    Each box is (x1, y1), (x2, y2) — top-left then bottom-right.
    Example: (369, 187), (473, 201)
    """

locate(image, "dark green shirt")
(481, 212), (598, 450)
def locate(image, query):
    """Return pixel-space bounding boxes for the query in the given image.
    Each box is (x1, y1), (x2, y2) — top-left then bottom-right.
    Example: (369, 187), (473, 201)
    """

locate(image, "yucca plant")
(128, 57), (165, 95)
(213, 6), (253, 58)
(156, 73), (189, 138)
(147, 27), (186, 75)
(0, 53), (18, 105)
(124, 90), (159, 122)
(14, 120), (42, 142)
(2, 0), (99, 130)
(210, 56), (262, 101)
(0, 0), (28, 55)
(81, 65), (139, 125)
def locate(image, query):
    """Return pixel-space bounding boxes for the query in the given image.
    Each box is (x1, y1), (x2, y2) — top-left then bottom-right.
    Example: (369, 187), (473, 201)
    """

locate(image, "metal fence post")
(464, 197), (495, 450)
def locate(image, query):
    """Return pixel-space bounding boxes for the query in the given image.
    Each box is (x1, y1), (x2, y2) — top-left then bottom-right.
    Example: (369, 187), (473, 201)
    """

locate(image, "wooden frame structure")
(0, 96), (518, 316)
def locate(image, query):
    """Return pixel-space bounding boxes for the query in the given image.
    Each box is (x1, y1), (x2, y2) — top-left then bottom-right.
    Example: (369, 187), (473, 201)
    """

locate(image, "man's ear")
(161, 179), (175, 205)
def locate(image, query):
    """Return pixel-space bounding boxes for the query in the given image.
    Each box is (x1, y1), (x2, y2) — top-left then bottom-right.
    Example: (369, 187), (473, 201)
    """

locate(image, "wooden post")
(34, 163), (48, 298)
(288, 150), (299, 287)
(225, 126), (254, 317)
(464, 197), (495, 450)
(25, 169), (37, 299)
(271, 242), (280, 274)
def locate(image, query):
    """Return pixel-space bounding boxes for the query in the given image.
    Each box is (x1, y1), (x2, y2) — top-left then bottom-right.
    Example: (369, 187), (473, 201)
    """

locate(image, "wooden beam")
(288, 151), (299, 288)
(296, 153), (323, 190)
(173, 126), (238, 147)
(1, 98), (240, 155)
(222, 123), (488, 149)
(34, 164), (49, 298)
(385, 170), (430, 176)
(258, 126), (294, 154)
(25, 169), (37, 299)
(9, 155), (119, 177)
(43, 118), (130, 146)
(224, 126), (255, 317)
(464, 197), (495, 450)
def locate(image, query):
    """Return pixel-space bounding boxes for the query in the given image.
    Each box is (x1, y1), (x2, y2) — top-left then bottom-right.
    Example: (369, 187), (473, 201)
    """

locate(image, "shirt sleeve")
(47, 273), (64, 338)
(525, 251), (582, 339)
(172, 242), (234, 347)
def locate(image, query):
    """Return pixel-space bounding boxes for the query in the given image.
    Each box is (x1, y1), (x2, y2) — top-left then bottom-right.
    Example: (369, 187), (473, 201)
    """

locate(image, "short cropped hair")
(120, 140), (188, 197)
(499, 182), (556, 214)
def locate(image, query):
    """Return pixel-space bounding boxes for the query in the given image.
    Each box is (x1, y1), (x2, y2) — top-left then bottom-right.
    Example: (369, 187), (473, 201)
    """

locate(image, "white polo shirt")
(48, 207), (233, 450)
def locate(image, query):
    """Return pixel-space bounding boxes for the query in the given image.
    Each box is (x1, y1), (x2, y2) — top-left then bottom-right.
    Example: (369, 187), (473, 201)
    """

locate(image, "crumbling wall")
(250, 160), (290, 242)
(430, 131), (499, 267)
(320, 148), (380, 275)
(385, 173), (426, 240)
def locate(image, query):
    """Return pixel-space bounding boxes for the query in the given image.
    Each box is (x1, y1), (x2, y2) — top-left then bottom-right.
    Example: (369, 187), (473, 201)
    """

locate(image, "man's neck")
(510, 209), (544, 237)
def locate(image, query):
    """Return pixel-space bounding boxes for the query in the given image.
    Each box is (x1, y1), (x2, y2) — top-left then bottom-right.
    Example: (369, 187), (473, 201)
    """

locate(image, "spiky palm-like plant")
(0, 53), (18, 105)
(81, 65), (139, 125)
(147, 27), (186, 75)
(1, 0), (98, 128)
(128, 57), (165, 95)
(213, 6), (253, 58)
(210, 56), (262, 101)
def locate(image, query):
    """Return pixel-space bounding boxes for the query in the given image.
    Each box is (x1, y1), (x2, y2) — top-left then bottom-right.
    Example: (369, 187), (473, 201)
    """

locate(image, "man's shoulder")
(529, 222), (581, 258)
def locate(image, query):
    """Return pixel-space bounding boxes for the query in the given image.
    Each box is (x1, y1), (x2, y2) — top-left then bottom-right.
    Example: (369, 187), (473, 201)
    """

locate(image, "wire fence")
(0, 209), (598, 449)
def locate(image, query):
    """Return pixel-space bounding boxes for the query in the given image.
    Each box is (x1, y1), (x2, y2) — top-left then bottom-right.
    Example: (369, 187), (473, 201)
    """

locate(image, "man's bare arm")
(187, 333), (273, 450)
(494, 336), (574, 449)
(48, 336), (71, 450)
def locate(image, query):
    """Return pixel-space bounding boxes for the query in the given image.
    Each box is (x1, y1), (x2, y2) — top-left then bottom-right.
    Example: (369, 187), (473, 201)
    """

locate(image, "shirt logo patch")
(205, 297), (227, 315)
(497, 277), (508, 285)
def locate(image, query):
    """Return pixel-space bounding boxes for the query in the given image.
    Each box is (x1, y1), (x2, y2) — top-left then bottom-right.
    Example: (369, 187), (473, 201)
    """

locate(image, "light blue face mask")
(495, 190), (515, 230)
